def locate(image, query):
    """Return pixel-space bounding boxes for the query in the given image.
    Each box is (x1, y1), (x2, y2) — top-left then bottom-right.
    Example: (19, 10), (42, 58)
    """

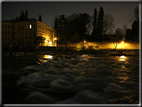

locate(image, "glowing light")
(29, 25), (32, 29)
(120, 55), (125, 59)
(122, 41), (124, 43)
(84, 41), (86, 43)
(119, 55), (126, 61)
(54, 38), (57, 41)
(44, 55), (53, 59)
(49, 41), (52, 45)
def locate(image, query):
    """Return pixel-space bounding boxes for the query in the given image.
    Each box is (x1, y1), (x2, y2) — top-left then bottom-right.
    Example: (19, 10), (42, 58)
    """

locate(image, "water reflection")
(119, 55), (127, 61)
(117, 76), (129, 83)
(37, 55), (53, 62)
(43, 55), (53, 59)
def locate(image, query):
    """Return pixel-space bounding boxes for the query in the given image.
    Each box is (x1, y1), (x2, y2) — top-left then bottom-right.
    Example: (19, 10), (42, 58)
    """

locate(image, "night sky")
(2, 1), (139, 30)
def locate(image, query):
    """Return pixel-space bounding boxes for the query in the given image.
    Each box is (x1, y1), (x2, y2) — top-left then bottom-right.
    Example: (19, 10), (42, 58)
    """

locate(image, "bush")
(76, 42), (86, 51)
(87, 45), (94, 50)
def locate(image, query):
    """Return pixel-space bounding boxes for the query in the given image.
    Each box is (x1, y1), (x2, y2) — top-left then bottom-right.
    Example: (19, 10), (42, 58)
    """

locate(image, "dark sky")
(2, 1), (139, 30)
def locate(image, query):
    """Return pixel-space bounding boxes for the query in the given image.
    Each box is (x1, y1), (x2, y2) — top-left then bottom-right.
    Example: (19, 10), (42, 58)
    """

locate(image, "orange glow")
(44, 55), (53, 59)
(84, 41), (86, 43)
(54, 38), (57, 41)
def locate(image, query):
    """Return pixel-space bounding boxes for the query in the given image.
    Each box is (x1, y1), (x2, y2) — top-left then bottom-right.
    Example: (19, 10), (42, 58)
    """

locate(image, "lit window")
(29, 25), (32, 29)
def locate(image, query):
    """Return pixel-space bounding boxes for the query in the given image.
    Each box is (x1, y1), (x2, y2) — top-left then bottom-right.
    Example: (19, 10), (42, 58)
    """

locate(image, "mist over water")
(3, 52), (139, 104)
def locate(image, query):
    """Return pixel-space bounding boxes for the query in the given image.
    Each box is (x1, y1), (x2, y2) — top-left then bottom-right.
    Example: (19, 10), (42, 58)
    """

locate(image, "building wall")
(2, 21), (55, 48)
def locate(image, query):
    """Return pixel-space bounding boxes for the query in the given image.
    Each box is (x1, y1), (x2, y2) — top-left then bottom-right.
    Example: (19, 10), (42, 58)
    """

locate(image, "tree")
(126, 6), (139, 41)
(132, 20), (139, 36)
(25, 10), (29, 20)
(54, 17), (59, 47)
(122, 24), (127, 38)
(111, 28), (124, 49)
(55, 15), (67, 48)
(70, 32), (80, 43)
(130, 6), (139, 22)
(91, 8), (97, 41)
(64, 13), (90, 43)
(38, 15), (42, 22)
(19, 10), (25, 21)
(96, 7), (104, 41)
(102, 13), (114, 35)
(78, 13), (90, 40)
(125, 29), (133, 41)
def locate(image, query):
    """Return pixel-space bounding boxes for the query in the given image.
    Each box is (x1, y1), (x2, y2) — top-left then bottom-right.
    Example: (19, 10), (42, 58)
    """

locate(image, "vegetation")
(125, 6), (139, 41)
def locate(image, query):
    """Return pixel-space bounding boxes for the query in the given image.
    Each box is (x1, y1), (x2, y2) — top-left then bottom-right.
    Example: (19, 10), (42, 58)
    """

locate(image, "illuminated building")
(2, 20), (55, 48)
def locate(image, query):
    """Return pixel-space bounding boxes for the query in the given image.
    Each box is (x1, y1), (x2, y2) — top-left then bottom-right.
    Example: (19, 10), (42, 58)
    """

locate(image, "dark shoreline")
(2, 49), (139, 70)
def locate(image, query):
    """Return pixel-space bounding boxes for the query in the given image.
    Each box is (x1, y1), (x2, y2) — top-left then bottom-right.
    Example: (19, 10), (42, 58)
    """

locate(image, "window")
(29, 25), (32, 29)
(5, 26), (6, 29)
(19, 26), (20, 29)
(8, 32), (10, 35)
(22, 26), (23, 29)
(5, 32), (7, 35)
(8, 26), (10, 29)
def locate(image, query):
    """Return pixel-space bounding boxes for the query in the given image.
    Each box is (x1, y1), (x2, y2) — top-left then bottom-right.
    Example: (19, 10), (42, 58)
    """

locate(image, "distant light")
(49, 41), (52, 45)
(44, 55), (53, 59)
(54, 38), (57, 41)
(119, 55), (126, 61)
(120, 55), (125, 59)
(29, 25), (32, 29)
(84, 40), (86, 43)
(122, 41), (124, 43)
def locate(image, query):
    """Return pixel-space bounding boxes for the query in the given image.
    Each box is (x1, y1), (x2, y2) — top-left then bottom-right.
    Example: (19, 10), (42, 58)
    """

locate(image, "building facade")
(2, 20), (55, 48)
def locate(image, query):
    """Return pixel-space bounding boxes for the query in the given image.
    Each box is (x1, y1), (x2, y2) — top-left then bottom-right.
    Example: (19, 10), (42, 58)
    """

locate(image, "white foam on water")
(23, 91), (56, 104)
(58, 90), (105, 104)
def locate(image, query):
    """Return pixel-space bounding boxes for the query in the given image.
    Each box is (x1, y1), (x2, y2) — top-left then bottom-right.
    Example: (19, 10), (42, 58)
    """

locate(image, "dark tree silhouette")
(125, 29), (133, 41)
(91, 8), (97, 41)
(66, 13), (90, 42)
(125, 6), (139, 41)
(54, 17), (59, 47)
(102, 13), (114, 35)
(96, 7), (104, 42)
(38, 15), (42, 22)
(25, 10), (29, 20)
(132, 20), (139, 36)
(19, 10), (25, 21)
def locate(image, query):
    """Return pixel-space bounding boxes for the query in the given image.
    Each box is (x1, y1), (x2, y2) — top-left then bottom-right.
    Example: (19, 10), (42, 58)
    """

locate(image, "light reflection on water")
(119, 55), (127, 62)
(37, 55), (53, 62)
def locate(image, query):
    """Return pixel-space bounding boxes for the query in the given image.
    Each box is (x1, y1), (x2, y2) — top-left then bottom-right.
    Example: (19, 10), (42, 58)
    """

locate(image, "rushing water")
(3, 53), (139, 104)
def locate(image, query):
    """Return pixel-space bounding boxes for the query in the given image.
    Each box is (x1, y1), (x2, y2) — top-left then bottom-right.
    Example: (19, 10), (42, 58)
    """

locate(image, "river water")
(2, 52), (140, 104)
